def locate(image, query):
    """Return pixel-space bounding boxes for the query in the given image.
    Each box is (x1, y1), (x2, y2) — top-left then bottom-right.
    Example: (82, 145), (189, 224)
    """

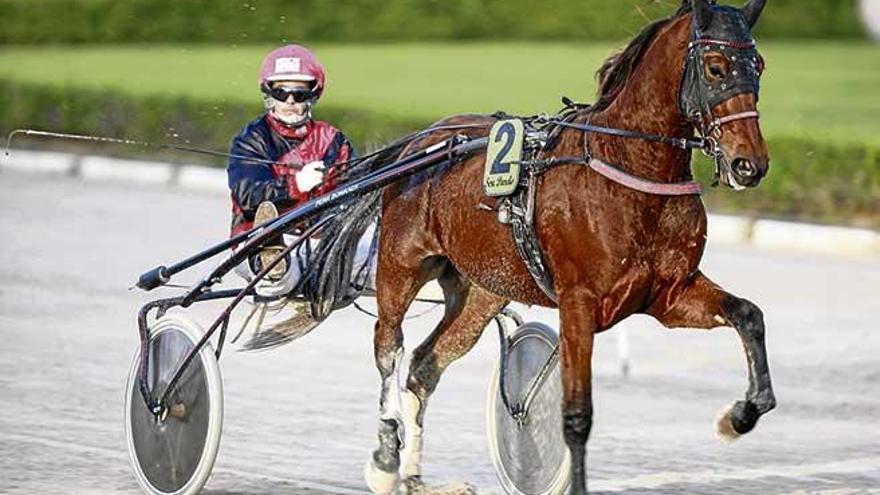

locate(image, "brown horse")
(365, 0), (775, 493)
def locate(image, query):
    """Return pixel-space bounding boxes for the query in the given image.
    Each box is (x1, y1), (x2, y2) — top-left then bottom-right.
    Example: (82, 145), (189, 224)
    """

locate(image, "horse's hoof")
(364, 458), (399, 495)
(715, 400), (760, 442)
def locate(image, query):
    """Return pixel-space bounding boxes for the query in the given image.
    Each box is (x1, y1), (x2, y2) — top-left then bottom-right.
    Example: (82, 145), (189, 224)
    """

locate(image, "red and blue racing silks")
(227, 113), (354, 237)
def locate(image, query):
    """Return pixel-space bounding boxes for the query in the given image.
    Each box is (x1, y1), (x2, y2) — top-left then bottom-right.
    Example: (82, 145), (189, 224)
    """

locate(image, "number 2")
(490, 122), (516, 174)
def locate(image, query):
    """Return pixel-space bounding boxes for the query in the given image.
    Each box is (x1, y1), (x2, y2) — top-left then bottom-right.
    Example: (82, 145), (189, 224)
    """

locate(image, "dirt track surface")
(1, 169), (878, 494)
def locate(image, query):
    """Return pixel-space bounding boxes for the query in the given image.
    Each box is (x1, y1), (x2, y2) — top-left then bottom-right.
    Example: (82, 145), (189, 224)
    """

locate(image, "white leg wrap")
(366, 349), (405, 494)
(400, 390), (424, 478)
(379, 349), (405, 423)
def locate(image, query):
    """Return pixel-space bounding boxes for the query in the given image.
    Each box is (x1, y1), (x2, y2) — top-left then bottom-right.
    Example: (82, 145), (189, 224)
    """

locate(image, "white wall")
(859, 0), (880, 40)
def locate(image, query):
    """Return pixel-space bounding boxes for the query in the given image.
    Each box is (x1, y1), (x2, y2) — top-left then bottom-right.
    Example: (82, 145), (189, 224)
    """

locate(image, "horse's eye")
(702, 53), (730, 82)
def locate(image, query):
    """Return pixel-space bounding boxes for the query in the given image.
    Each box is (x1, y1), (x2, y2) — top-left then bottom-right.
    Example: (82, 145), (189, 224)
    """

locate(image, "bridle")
(546, 10), (763, 189)
(680, 15), (764, 181)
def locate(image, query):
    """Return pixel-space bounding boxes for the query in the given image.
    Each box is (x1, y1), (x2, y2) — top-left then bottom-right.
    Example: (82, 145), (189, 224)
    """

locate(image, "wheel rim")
(125, 316), (223, 495)
(487, 323), (569, 495)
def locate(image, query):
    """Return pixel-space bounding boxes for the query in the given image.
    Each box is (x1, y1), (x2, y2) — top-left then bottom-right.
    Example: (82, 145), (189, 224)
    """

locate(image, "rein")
(549, 118), (708, 151)
(547, 109), (759, 151)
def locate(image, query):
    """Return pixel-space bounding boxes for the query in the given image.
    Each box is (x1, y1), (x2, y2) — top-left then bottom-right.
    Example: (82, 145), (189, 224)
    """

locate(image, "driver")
(227, 44), (355, 293)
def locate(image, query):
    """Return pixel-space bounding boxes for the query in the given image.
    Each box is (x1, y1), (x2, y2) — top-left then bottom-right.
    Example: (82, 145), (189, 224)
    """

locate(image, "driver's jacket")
(227, 114), (354, 237)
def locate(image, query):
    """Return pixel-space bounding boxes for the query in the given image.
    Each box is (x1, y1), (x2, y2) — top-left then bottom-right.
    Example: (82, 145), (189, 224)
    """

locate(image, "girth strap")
(508, 182), (558, 303)
(510, 206), (557, 303)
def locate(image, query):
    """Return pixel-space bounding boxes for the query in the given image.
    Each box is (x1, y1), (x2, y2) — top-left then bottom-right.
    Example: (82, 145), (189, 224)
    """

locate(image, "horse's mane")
(591, 1), (693, 113)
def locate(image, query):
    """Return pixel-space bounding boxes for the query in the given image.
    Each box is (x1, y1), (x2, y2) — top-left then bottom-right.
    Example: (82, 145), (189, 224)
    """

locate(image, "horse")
(364, 1), (775, 493)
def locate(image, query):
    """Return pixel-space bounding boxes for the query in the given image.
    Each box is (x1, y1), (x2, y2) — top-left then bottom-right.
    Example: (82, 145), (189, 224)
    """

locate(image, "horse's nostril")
(732, 158), (756, 178)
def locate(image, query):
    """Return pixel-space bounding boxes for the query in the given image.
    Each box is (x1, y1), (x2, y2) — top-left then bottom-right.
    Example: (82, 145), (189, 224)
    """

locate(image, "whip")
(4, 121), (497, 172)
(3, 128), (308, 168)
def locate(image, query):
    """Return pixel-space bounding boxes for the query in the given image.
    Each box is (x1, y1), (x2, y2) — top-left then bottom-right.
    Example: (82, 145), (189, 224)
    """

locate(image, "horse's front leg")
(366, 335), (405, 494)
(365, 256), (427, 494)
(558, 291), (597, 495)
(648, 270), (776, 439)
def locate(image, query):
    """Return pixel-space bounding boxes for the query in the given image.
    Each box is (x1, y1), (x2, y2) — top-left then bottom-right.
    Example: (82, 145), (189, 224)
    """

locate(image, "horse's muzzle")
(727, 155), (768, 189)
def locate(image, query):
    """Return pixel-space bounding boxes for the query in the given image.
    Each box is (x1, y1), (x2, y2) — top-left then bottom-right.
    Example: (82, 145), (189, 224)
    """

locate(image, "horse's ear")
(692, 0), (713, 32)
(742, 0), (768, 28)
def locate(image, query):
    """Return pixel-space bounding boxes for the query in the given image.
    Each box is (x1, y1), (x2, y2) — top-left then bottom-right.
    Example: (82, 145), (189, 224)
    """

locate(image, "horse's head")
(680, 0), (769, 190)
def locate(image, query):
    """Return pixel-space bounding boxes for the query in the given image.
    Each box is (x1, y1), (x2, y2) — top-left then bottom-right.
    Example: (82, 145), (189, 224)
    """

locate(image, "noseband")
(705, 109), (759, 137)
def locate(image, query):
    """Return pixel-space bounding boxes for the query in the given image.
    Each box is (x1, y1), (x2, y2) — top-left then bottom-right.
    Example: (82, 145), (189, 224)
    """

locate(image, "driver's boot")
(254, 201), (287, 281)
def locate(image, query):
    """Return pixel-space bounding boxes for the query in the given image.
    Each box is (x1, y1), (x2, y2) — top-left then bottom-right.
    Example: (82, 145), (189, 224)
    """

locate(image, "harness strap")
(707, 110), (759, 135)
(588, 158), (702, 196)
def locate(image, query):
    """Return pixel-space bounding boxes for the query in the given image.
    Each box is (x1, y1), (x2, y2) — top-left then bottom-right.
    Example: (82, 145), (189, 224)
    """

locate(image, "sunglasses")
(267, 86), (316, 103)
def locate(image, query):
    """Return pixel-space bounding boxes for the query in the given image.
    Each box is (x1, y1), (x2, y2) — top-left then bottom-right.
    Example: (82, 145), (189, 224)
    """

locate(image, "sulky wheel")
(486, 321), (570, 495)
(124, 316), (223, 495)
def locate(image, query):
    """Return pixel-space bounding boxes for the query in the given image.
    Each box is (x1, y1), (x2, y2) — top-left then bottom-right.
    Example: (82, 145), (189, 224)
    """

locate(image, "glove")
(295, 161), (325, 193)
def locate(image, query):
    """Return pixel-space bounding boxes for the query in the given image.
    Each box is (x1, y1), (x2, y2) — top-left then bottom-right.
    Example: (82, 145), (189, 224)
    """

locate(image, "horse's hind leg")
(366, 253), (445, 495)
(648, 270), (777, 440)
(399, 266), (507, 490)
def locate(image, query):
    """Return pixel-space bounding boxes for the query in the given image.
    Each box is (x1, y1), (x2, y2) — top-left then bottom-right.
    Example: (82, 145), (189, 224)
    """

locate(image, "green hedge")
(2, 79), (878, 228)
(0, 0), (864, 44)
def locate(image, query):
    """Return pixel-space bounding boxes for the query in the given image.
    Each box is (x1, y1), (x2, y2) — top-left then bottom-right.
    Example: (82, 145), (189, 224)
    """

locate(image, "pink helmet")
(258, 45), (326, 98)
